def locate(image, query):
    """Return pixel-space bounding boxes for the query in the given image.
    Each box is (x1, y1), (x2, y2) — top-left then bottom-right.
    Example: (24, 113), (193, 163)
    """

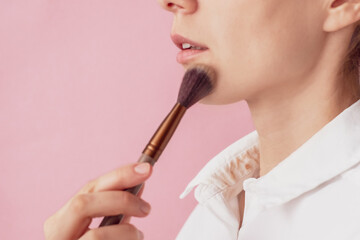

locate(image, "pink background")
(0, 1), (254, 239)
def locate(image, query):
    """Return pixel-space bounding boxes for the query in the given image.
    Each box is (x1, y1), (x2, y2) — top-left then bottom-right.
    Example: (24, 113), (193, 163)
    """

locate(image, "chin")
(198, 92), (243, 105)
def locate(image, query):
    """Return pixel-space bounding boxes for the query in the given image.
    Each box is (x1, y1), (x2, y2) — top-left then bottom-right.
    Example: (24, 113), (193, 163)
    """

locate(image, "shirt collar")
(245, 99), (360, 209)
(179, 130), (260, 204)
(180, 99), (360, 209)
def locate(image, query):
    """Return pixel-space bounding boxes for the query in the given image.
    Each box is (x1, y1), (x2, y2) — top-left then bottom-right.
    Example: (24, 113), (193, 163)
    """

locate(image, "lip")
(171, 33), (209, 50)
(171, 33), (209, 64)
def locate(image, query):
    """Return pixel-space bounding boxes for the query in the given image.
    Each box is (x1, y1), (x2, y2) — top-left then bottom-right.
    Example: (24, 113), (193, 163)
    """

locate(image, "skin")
(159, 0), (360, 227)
(44, 162), (152, 240)
(158, 0), (360, 176)
(44, 0), (360, 238)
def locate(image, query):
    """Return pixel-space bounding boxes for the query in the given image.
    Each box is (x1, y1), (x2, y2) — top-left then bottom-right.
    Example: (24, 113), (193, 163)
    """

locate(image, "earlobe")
(323, 0), (360, 32)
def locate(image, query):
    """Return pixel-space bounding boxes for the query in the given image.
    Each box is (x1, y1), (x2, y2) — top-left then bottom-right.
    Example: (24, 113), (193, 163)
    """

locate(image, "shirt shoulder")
(175, 203), (237, 240)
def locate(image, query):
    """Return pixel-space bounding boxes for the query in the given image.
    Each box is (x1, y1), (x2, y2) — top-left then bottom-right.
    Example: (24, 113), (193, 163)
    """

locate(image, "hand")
(44, 162), (153, 240)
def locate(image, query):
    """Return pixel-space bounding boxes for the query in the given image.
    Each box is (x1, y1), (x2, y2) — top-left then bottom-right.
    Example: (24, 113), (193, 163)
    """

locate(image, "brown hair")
(341, 24), (360, 96)
(339, 22), (360, 98)
(343, 25), (360, 73)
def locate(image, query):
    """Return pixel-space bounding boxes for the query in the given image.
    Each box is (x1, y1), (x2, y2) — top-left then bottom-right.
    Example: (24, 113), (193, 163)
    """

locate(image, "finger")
(122, 215), (132, 224)
(44, 212), (92, 240)
(70, 191), (151, 218)
(60, 191), (151, 238)
(79, 223), (144, 240)
(123, 183), (146, 224)
(77, 162), (153, 194)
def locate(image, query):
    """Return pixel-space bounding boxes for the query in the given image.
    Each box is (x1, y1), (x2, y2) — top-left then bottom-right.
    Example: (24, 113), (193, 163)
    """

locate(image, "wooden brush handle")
(98, 154), (156, 227)
(98, 103), (185, 227)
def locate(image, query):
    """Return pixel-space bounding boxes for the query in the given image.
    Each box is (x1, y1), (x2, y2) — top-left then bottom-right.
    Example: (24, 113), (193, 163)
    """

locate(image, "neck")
(247, 72), (359, 177)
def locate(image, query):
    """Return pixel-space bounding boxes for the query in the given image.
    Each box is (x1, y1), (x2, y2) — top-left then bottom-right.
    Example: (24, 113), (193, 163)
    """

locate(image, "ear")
(323, 0), (360, 32)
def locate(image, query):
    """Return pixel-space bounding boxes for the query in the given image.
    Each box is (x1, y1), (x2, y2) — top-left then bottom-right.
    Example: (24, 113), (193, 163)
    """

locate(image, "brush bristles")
(177, 65), (216, 108)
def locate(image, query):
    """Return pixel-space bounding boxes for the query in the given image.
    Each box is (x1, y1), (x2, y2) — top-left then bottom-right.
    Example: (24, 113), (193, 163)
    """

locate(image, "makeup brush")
(99, 64), (216, 227)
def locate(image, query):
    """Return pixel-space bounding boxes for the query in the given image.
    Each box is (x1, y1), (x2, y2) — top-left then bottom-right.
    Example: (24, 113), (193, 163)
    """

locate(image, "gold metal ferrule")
(142, 102), (187, 161)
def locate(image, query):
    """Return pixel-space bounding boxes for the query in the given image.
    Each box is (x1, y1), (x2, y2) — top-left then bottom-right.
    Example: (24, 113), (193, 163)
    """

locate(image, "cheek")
(200, 2), (265, 104)
(202, 1), (324, 104)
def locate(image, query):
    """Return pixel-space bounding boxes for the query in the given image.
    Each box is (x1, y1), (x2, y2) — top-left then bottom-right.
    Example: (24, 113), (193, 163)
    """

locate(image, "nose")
(157, 0), (197, 14)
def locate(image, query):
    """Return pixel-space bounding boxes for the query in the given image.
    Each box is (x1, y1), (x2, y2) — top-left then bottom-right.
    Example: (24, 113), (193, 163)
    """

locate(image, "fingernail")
(134, 163), (150, 174)
(137, 229), (144, 240)
(140, 202), (151, 214)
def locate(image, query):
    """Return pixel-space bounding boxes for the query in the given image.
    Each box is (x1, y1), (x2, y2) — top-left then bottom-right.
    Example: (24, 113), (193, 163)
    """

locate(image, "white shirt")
(176, 99), (360, 240)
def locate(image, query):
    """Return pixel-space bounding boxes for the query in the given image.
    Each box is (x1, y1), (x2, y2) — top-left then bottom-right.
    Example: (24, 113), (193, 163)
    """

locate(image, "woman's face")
(158, 0), (327, 105)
